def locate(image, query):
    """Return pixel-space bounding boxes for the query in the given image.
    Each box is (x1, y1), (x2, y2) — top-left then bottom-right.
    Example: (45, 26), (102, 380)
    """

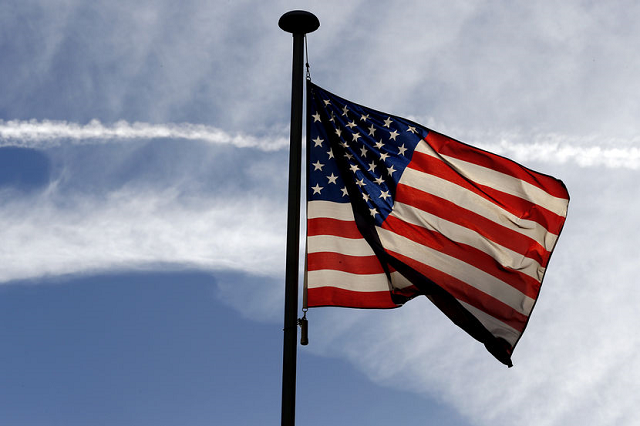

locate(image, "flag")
(304, 82), (569, 366)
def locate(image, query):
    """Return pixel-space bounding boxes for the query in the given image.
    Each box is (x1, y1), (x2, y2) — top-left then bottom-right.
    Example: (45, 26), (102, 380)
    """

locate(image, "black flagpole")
(278, 10), (319, 426)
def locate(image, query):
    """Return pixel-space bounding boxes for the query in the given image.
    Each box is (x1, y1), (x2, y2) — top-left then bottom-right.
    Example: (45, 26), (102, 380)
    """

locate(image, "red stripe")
(395, 184), (551, 267)
(307, 217), (362, 239)
(307, 252), (385, 274)
(307, 287), (397, 308)
(391, 283), (422, 300)
(386, 249), (529, 332)
(424, 132), (569, 200)
(381, 216), (542, 299)
(409, 151), (567, 234)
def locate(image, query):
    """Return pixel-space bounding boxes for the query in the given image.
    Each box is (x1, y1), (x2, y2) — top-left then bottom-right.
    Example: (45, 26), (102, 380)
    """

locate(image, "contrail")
(477, 137), (640, 170)
(1, 119), (638, 169)
(0, 119), (288, 151)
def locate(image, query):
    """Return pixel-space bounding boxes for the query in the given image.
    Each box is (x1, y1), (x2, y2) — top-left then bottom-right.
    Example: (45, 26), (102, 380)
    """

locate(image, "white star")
(379, 190), (391, 201)
(341, 187), (349, 197)
(342, 105), (349, 116)
(344, 152), (354, 160)
(398, 144), (407, 156)
(329, 112), (335, 122)
(313, 160), (324, 171)
(346, 121), (357, 129)
(350, 164), (360, 173)
(313, 136), (324, 147)
(361, 114), (370, 122)
(356, 178), (366, 187)
(374, 140), (384, 149)
(407, 125), (417, 134)
(362, 193), (370, 202)
(368, 125), (376, 136)
(389, 129), (399, 140)
(335, 128), (342, 137)
(379, 152), (390, 161)
(312, 183), (323, 194)
(360, 146), (368, 157)
(352, 132), (362, 142)
(368, 161), (377, 172)
(387, 165), (396, 176)
(374, 176), (385, 185)
(327, 149), (334, 159)
(327, 173), (338, 184)
(312, 112), (321, 122)
(340, 141), (350, 149)
(323, 99), (331, 106)
(369, 207), (379, 217)
(383, 117), (393, 128)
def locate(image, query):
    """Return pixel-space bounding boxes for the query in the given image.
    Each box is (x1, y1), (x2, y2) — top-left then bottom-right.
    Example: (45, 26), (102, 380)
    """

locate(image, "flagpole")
(279, 10), (319, 426)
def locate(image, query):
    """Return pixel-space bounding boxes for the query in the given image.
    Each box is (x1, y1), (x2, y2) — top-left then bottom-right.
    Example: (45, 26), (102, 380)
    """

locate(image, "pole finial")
(279, 10), (320, 34)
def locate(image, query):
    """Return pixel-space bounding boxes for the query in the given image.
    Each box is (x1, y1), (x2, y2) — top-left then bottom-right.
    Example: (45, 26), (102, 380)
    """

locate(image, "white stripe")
(390, 270), (414, 290)
(459, 301), (521, 346)
(416, 141), (569, 216)
(307, 269), (390, 292)
(307, 234), (375, 257)
(308, 200), (354, 221)
(391, 202), (545, 281)
(400, 167), (558, 251)
(377, 227), (535, 316)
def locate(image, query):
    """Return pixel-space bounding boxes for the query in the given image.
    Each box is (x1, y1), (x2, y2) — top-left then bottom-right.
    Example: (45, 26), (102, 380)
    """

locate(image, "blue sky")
(1, 1), (639, 425)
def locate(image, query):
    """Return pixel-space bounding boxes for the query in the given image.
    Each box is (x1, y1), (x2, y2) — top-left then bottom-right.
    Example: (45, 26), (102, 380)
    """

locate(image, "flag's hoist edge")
(303, 81), (569, 366)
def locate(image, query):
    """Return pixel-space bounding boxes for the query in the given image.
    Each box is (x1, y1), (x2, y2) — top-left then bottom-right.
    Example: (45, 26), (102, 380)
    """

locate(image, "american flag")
(304, 82), (569, 366)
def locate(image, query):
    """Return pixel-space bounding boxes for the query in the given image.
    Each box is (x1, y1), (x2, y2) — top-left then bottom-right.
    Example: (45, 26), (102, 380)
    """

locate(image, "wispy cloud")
(478, 137), (640, 170)
(3, 119), (640, 169)
(0, 184), (286, 284)
(0, 119), (288, 151)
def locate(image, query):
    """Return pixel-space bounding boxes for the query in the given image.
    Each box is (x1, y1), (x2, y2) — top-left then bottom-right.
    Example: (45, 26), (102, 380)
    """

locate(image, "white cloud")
(4, 119), (640, 170)
(0, 119), (288, 151)
(472, 134), (640, 170)
(0, 182), (286, 283)
(0, 132), (290, 285)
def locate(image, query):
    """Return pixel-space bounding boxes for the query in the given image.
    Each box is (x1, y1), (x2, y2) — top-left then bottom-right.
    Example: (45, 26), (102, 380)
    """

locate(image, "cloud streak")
(0, 119), (288, 151)
(476, 136), (640, 170)
(2, 119), (639, 169)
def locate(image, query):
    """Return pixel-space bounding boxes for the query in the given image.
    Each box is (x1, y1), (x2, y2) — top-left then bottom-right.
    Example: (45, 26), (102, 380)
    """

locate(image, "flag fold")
(304, 81), (569, 366)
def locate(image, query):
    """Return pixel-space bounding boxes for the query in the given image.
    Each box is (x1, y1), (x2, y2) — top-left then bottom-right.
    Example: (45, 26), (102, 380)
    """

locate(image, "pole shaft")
(281, 31), (305, 426)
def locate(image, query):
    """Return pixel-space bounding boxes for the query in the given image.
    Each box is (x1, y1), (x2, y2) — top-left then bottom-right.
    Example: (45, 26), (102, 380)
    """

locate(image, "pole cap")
(279, 10), (320, 34)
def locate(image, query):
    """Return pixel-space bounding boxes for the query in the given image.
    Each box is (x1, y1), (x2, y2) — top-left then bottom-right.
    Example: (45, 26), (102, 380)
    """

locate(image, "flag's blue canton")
(308, 83), (427, 226)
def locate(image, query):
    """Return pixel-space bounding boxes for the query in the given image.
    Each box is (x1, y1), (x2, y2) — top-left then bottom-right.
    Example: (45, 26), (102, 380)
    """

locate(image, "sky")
(1, 1), (639, 425)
